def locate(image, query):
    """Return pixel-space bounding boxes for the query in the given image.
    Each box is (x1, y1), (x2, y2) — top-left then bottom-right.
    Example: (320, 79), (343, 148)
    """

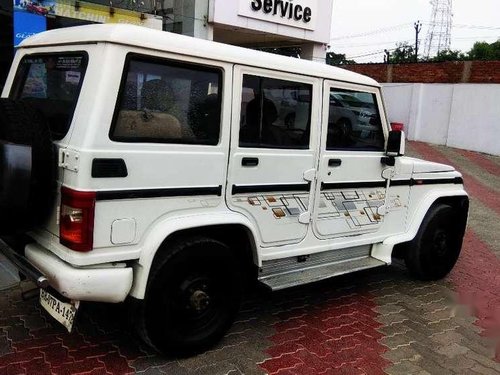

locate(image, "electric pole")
(414, 20), (422, 62)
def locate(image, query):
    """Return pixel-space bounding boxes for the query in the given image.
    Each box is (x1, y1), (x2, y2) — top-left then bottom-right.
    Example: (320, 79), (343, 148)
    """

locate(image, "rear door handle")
(242, 157), (259, 167)
(328, 158), (342, 167)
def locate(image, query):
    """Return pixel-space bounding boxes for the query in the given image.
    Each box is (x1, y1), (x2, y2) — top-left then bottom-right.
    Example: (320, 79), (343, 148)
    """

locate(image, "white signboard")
(238, 0), (317, 31)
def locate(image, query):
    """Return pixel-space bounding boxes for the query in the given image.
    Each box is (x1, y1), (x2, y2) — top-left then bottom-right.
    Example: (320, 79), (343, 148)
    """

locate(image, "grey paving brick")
(384, 360), (430, 375)
(469, 363), (500, 375)
(382, 346), (422, 364)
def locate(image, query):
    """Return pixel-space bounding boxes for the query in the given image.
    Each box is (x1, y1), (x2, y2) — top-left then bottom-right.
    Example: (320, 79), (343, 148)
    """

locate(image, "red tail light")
(60, 187), (96, 252)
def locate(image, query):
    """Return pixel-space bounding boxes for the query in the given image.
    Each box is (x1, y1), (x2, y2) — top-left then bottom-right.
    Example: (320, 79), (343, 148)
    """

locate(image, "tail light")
(60, 187), (96, 252)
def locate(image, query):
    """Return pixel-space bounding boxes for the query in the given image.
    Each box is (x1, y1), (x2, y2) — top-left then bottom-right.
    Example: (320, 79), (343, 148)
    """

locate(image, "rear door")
(312, 81), (390, 239)
(226, 66), (321, 247)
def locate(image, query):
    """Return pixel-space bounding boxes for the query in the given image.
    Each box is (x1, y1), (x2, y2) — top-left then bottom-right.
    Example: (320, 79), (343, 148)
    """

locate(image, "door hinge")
(303, 168), (316, 182)
(58, 148), (80, 173)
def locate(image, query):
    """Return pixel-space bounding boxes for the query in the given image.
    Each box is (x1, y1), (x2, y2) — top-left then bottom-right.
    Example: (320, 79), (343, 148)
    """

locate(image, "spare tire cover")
(0, 98), (56, 234)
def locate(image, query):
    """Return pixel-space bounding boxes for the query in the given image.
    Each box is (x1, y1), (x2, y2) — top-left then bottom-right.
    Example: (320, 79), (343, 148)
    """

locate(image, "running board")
(258, 256), (386, 291)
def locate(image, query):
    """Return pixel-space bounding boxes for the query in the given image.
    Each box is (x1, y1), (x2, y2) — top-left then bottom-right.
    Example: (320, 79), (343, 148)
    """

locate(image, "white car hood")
(407, 157), (455, 173)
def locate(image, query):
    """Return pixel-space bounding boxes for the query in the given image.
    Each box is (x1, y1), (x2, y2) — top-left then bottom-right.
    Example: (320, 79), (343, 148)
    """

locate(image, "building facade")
(0, 0), (332, 89)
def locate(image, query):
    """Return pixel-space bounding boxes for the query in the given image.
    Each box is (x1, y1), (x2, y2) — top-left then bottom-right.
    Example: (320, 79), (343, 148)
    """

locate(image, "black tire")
(0, 99), (55, 234)
(138, 236), (242, 355)
(405, 204), (464, 281)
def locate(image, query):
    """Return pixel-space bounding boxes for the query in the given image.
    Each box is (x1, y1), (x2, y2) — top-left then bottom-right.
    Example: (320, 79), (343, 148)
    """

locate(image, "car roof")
(19, 24), (380, 88)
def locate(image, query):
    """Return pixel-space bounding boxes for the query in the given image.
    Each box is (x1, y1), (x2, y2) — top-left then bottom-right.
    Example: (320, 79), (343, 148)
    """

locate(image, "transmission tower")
(424, 0), (453, 58)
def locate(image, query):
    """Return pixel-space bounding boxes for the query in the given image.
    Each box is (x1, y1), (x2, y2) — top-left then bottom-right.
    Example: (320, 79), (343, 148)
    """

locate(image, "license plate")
(40, 289), (79, 333)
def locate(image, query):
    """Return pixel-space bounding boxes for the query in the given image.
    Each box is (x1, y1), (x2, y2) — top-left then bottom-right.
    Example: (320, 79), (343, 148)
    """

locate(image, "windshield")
(10, 52), (88, 140)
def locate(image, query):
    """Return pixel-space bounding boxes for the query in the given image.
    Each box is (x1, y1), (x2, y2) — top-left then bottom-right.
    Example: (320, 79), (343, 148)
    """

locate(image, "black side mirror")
(386, 130), (405, 156)
(381, 130), (405, 166)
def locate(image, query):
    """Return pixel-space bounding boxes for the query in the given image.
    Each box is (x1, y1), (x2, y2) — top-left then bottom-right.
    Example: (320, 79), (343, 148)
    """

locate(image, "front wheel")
(405, 204), (464, 281)
(139, 237), (242, 355)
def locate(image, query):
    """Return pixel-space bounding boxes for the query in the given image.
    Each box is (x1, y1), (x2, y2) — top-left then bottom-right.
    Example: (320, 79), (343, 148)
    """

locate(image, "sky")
(329, 0), (500, 62)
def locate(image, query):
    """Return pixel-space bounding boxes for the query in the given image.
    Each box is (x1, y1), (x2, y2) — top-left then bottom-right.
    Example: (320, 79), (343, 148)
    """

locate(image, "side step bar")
(0, 238), (48, 288)
(259, 255), (386, 291)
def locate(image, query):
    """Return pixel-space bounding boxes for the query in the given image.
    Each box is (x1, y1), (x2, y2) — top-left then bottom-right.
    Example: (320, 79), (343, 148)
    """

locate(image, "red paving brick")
(410, 141), (500, 215)
(450, 230), (500, 357)
(457, 149), (500, 177)
(3, 363), (26, 375)
(260, 291), (391, 374)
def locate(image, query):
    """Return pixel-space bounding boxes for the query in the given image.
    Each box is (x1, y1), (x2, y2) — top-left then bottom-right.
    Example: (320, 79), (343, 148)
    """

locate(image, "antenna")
(424, 0), (453, 58)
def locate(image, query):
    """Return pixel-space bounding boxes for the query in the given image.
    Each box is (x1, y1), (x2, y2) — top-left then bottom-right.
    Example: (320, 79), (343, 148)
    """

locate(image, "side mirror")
(382, 131), (405, 166)
(386, 130), (405, 157)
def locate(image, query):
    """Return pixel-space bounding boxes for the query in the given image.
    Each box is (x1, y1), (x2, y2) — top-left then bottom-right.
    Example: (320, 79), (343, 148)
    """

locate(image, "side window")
(239, 74), (311, 149)
(111, 56), (222, 145)
(326, 88), (385, 151)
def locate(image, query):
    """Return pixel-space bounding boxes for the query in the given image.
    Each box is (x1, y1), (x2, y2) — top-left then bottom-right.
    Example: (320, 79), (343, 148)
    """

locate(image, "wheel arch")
(129, 213), (259, 299)
(387, 190), (469, 260)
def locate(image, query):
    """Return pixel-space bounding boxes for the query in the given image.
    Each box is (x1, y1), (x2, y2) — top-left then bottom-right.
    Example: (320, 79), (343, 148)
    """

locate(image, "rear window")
(10, 52), (88, 140)
(110, 55), (222, 145)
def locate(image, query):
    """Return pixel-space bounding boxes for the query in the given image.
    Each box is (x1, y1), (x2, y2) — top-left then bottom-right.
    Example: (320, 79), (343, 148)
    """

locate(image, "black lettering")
(288, 0), (293, 19)
(251, 0), (262, 11)
(273, 0), (281, 15)
(279, 1), (288, 17)
(293, 4), (302, 20)
(303, 7), (312, 22)
(263, 0), (272, 13)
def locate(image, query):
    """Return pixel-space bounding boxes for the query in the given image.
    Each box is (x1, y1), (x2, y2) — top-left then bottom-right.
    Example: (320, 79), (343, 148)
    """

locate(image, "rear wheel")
(139, 236), (242, 355)
(405, 204), (464, 281)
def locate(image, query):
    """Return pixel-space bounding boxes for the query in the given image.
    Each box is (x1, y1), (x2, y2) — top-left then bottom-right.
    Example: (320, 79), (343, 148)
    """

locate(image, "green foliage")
(431, 49), (467, 62)
(390, 42), (415, 63)
(428, 39), (500, 62)
(467, 40), (500, 60)
(326, 52), (355, 66)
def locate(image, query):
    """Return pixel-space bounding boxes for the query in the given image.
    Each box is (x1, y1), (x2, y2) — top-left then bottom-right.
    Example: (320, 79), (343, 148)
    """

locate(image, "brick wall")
(342, 60), (500, 84)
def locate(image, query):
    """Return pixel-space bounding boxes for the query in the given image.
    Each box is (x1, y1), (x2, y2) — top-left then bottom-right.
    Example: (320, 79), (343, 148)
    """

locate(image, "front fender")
(129, 211), (258, 299)
(384, 188), (468, 247)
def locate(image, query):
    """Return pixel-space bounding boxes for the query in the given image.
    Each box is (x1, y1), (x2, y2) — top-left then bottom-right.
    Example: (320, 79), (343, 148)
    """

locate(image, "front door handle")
(242, 157), (259, 167)
(328, 158), (342, 167)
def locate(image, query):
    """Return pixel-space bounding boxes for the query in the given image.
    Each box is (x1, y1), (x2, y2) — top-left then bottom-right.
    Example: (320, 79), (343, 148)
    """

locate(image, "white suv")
(0, 24), (468, 355)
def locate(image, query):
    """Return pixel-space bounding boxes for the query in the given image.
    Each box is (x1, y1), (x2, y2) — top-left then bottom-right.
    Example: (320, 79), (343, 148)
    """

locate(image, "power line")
(452, 24), (500, 30)
(332, 39), (412, 48)
(330, 23), (412, 41)
(346, 47), (399, 60)
(453, 35), (499, 40)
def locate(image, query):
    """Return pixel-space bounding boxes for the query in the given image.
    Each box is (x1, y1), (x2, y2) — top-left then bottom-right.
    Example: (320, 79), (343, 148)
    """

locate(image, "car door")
(226, 66), (321, 247)
(312, 80), (392, 240)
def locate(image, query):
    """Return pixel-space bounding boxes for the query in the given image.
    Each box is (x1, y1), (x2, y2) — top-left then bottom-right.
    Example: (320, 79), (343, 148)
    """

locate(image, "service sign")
(238, 0), (317, 31)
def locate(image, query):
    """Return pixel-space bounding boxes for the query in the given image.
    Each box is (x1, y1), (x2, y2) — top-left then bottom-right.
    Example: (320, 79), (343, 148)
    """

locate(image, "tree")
(431, 49), (467, 62)
(326, 52), (355, 66)
(390, 42), (415, 63)
(467, 40), (500, 60)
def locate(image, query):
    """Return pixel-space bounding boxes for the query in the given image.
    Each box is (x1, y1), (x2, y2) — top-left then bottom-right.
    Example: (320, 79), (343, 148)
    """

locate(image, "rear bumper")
(1, 239), (133, 303)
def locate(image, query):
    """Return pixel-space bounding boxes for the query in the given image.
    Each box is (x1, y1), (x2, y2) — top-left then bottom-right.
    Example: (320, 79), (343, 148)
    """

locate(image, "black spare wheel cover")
(0, 98), (56, 234)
